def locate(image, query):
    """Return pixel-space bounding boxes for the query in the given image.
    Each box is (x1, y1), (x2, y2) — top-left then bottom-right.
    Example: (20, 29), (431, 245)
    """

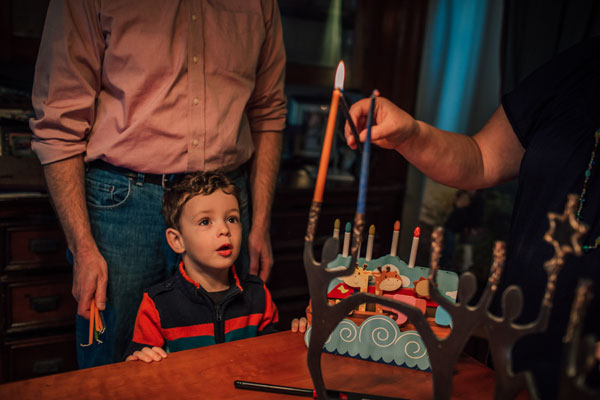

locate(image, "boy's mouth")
(217, 243), (232, 256)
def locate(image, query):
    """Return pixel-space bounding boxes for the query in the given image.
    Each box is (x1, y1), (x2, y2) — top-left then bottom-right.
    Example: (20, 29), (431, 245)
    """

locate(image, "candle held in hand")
(356, 90), (379, 214)
(313, 61), (345, 203)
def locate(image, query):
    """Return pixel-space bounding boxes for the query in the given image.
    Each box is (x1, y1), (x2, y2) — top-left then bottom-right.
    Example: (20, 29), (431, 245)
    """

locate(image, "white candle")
(333, 218), (340, 239)
(390, 220), (400, 256)
(407, 226), (420, 268)
(366, 224), (375, 261)
(342, 222), (351, 257)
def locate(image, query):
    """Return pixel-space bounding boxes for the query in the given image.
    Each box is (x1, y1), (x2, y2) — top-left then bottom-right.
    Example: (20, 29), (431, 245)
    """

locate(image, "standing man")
(29, 0), (286, 368)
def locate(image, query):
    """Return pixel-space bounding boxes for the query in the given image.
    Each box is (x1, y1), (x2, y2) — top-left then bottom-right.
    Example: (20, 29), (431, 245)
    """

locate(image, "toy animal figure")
(372, 265), (402, 294)
(372, 265), (402, 313)
(341, 264), (372, 311)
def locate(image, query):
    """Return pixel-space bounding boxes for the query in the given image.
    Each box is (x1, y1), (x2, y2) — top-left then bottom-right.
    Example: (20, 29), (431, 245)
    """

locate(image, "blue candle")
(356, 90), (378, 214)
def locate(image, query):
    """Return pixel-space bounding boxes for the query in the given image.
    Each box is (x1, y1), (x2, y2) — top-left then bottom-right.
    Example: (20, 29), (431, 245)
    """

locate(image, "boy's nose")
(217, 222), (231, 236)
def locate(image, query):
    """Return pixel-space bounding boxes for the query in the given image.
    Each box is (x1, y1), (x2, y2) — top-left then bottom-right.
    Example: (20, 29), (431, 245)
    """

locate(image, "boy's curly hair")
(162, 171), (241, 230)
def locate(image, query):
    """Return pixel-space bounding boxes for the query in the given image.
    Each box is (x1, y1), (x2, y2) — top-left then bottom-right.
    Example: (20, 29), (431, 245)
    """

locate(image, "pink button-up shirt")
(30, 0), (287, 174)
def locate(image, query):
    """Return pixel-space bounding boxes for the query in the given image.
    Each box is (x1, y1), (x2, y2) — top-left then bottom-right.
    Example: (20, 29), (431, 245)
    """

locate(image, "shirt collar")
(178, 260), (243, 292)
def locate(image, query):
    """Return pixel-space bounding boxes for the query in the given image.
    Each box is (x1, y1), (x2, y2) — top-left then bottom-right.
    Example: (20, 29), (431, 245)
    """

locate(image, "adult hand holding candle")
(408, 226), (420, 268)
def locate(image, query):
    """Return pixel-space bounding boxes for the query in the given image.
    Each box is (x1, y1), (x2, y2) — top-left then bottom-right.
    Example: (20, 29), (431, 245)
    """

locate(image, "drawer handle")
(32, 357), (63, 375)
(29, 238), (61, 254)
(30, 295), (61, 313)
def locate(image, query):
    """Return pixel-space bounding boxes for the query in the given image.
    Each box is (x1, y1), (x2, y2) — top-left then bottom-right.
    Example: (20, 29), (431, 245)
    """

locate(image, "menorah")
(303, 194), (599, 400)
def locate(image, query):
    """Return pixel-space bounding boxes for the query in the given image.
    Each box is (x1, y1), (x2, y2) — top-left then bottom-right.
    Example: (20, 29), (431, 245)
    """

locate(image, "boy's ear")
(166, 228), (186, 254)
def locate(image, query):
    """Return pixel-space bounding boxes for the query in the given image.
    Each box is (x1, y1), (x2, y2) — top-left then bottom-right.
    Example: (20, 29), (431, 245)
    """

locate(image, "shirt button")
(192, 139), (199, 146)
(193, 97), (199, 105)
(192, 56), (199, 64)
(191, 14), (197, 21)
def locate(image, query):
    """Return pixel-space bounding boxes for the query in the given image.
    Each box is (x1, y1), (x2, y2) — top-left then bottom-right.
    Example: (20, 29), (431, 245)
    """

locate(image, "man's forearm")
(399, 106), (523, 190)
(249, 131), (283, 230)
(43, 154), (97, 254)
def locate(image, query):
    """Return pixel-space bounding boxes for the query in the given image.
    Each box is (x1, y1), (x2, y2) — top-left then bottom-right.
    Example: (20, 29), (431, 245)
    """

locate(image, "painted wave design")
(305, 316), (430, 370)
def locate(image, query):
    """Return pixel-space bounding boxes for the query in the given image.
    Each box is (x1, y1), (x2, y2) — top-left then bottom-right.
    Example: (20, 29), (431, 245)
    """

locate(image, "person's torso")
(148, 271), (268, 352)
(88, 0), (267, 173)
(502, 37), (600, 335)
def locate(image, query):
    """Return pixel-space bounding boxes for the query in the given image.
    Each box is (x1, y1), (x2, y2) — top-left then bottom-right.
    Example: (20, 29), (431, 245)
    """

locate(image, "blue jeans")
(75, 167), (250, 368)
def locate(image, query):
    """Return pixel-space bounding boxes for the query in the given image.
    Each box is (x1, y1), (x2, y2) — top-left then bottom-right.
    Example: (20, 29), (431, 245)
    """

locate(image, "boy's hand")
(125, 346), (168, 363)
(291, 317), (308, 333)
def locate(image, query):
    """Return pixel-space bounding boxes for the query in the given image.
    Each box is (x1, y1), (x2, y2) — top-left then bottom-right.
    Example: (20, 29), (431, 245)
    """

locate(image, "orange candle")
(89, 299), (96, 345)
(313, 61), (345, 202)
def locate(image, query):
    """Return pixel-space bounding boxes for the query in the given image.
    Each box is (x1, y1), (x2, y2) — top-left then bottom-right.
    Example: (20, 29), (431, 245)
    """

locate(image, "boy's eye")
(228, 216), (240, 223)
(199, 218), (210, 226)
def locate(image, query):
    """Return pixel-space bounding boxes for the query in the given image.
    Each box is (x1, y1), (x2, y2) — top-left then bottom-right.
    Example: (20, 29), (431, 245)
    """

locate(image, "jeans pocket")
(86, 171), (132, 209)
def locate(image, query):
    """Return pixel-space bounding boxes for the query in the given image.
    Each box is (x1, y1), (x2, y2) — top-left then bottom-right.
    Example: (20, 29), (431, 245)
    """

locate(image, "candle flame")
(394, 220), (401, 231)
(334, 61), (345, 90)
(414, 227), (421, 238)
(334, 218), (340, 229)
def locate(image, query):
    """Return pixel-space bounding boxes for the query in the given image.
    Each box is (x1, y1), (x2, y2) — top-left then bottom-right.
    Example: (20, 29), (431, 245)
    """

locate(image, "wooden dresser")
(0, 195), (77, 382)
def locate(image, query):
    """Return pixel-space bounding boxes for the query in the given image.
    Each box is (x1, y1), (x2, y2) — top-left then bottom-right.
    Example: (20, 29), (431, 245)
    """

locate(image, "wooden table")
(0, 331), (495, 399)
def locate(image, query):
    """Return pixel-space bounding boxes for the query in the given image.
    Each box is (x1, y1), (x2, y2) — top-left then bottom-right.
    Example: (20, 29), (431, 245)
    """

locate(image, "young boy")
(125, 171), (278, 362)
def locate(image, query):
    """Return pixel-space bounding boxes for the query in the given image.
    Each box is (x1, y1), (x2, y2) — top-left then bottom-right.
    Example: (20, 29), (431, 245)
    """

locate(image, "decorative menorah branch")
(303, 194), (596, 400)
(558, 279), (599, 400)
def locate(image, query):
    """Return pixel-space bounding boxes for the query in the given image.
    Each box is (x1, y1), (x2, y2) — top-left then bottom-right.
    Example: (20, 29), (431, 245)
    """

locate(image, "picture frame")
(293, 102), (330, 159)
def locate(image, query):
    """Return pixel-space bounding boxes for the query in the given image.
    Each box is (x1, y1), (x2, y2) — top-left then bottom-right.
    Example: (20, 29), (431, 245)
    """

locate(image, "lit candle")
(333, 218), (340, 239)
(366, 224), (375, 261)
(343, 222), (351, 257)
(313, 61), (345, 203)
(390, 220), (400, 256)
(356, 90), (379, 214)
(408, 227), (420, 268)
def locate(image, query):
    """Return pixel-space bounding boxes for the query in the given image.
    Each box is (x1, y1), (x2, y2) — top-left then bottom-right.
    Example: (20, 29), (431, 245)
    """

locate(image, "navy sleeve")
(502, 36), (600, 148)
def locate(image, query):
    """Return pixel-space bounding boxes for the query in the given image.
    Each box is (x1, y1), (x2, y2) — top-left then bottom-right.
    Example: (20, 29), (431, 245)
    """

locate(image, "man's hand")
(344, 96), (419, 152)
(42, 155), (109, 319)
(248, 129), (282, 283)
(72, 245), (108, 319)
(248, 226), (273, 282)
(126, 346), (168, 363)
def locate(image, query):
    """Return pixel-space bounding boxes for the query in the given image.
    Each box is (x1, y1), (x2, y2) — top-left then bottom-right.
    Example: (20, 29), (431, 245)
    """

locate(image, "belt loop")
(161, 174), (168, 190)
(136, 172), (145, 187)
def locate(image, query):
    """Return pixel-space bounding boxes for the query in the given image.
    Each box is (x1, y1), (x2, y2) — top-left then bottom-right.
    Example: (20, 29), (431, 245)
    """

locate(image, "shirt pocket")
(203, 8), (265, 79)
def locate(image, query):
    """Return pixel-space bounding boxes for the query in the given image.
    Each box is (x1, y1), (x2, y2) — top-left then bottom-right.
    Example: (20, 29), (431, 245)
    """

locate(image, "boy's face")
(167, 189), (241, 273)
